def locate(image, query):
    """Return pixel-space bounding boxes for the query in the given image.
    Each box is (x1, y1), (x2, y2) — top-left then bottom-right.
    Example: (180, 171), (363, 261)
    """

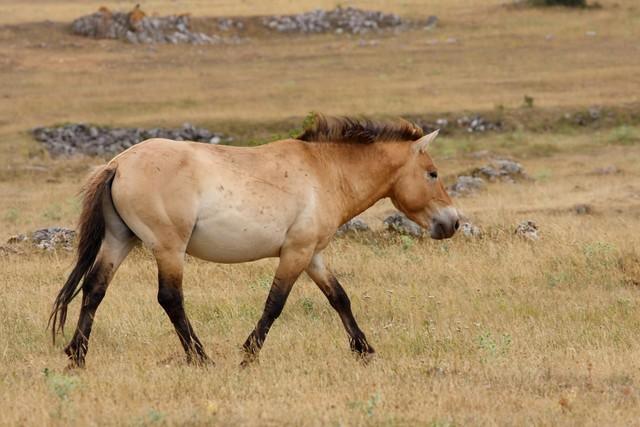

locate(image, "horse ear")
(413, 129), (439, 154)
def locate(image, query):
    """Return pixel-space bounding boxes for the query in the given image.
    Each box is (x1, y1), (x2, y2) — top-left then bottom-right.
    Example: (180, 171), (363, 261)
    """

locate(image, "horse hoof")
(352, 349), (375, 365)
(64, 359), (85, 371)
(63, 347), (85, 369)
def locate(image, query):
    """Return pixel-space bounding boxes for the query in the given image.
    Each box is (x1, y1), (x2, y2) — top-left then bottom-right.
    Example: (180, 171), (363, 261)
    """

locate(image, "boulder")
(449, 176), (485, 197)
(335, 217), (370, 236)
(514, 220), (539, 241)
(383, 212), (423, 237)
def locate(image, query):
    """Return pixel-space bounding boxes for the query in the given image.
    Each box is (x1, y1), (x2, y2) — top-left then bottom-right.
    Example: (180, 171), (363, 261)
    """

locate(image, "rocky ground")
(261, 7), (422, 35)
(417, 115), (503, 134)
(71, 6), (242, 45)
(448, 159), (529, 197)
(32, 123), (231, 157)
(4, 227), (75, 253)
(70, 5), (434, 45)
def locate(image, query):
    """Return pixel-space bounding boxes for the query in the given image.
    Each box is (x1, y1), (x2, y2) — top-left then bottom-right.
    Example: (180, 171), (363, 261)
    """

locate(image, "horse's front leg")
(306, 253), (375, 359)
(241, 244), (313, 367)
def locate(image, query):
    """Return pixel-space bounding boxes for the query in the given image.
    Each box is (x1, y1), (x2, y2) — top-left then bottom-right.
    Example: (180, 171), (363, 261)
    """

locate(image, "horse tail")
(48, 165), (117, 344)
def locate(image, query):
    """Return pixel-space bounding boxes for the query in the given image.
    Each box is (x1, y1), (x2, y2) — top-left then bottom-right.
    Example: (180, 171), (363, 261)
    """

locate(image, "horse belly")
(186, 213), (287, 263)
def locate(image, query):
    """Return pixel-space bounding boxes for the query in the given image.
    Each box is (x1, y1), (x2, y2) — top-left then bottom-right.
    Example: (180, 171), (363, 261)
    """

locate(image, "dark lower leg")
(319, 277), (374, 355)
(242, 278), (293, 362)
(65, 264), (111, 367)
(157, 275), (208, 363)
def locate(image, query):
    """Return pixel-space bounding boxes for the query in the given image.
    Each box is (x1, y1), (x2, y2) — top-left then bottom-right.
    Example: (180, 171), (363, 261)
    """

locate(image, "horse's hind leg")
(65, 229), (135, 367)
(155, 250), (209, 365)
(305, 253), (374, 358)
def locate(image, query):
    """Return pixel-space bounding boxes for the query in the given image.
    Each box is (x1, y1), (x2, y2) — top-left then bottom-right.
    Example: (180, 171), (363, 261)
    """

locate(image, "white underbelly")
(186, 210), (289, 263)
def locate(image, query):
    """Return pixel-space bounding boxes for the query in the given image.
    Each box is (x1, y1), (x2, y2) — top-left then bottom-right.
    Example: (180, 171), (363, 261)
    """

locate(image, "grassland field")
(1, 0), (640, 425)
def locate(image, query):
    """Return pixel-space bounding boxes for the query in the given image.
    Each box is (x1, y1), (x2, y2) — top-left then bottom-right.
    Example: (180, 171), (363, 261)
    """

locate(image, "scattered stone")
(72, 6), (242, 45)
(423, 16), (438, 30)
(460, 222), (482, 238)
(590, 165), (619, 175)
(31, 227), (76, 251)
(383, 212), (423, 237)
(262, 7), (407, 35)
(216, 18), (244, 32)
(417, 115), (502, 134)
(448, 176), (485, 197)
(457, 115), (501, 133)
(5, 228), (77, 251)
(566, 106), (604, 127)
(6, 234), (27, 244)
(468, 150), (492, 159)
(336, 217), (370, 236)
(32, 123), (231, 157)
(357, 38), (380, 47)
(573, 203), (593, 215)
(471, 159), (529, 182)
(588, 106), (601, 120)
(515, 220), (539, 241)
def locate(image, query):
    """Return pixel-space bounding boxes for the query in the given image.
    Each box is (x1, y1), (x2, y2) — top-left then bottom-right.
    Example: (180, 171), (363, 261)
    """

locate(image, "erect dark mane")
(296, 114), (424, 145)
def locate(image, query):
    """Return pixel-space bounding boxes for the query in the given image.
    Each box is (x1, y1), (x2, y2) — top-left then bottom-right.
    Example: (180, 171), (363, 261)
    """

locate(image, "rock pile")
(572, 203), (593, 215)
(471, 159), (529, 183)
(417, 115), (502, 134)
(460, 222), (482, 238)
(71, 6), (239, 45)
(383, 212), (423, 237)
(448, 176), (485, 197)
(456, 115), (502, 133)
(515, 220), (539, 241)
(449, 159), (529, 197)
(335, 217), (370, 236)
(262, 6), (405, 34)
(33, 123), (230, 157)
(6, 227), (76, 251)
(590, 165), (620, 175)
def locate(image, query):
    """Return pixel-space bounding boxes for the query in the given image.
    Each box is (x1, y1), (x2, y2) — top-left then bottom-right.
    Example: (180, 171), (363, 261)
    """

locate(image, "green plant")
(478, 331), (512, 359)
(523, 95), (535, 108)
(608, 126), (638, 146)
(301, 297), (316, 317)
(249, 274), (272, 290)
(43, 368), (79, 400)
(3, 208), (19, 224)
(42, 203), (63, 221)
(400, 235), (414, 251)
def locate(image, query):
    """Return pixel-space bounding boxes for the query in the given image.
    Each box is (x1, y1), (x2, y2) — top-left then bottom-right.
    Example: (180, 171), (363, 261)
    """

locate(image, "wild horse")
(49, 115), (460, 368)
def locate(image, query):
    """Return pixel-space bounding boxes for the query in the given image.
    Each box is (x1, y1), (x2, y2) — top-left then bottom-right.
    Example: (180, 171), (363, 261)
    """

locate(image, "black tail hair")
(48, 166), (116, 343)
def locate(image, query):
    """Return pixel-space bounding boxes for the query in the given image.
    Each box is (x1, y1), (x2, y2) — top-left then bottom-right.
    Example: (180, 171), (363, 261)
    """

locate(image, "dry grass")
(2, 130), (640, 426)
(1, 1), (640, 426)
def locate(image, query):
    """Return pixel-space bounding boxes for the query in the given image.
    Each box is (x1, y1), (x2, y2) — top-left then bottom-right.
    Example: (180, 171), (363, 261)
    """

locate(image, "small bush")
(608, 125), (639, 146)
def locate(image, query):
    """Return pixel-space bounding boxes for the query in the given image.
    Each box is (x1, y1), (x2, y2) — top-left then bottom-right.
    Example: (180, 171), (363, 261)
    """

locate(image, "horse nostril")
(454, 220), (460, 231)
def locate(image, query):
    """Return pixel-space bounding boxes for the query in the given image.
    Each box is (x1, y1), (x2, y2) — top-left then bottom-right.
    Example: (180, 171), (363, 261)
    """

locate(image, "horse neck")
(312, 141), (410, 223)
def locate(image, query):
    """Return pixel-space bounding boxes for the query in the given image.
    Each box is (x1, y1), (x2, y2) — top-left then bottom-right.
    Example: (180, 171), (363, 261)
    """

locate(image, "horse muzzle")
(430, 207), (460, 240)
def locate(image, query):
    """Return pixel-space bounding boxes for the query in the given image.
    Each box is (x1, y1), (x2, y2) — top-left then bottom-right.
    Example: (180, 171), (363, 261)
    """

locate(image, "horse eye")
(429, 171), (438, 179)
